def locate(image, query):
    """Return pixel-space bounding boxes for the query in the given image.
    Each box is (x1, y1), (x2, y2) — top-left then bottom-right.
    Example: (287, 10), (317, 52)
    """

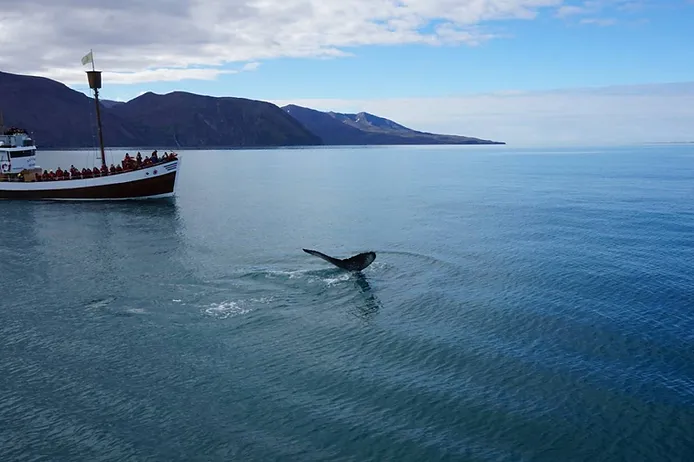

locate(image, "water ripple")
(2, 146), (694, 461)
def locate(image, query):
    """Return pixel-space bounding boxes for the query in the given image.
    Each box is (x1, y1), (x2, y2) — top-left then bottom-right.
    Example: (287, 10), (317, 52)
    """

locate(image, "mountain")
(0, 71), (320, 148)
(332, 111), (413, 132)
(282, 104), (504, 145)
(108, 91), (321, 148)
(0, 69), (503, 149)
(0, 71), (141, 148)
(100, 99), (125, 108)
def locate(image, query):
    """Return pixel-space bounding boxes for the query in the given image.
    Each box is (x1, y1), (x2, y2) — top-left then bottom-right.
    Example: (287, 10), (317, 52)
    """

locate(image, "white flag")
(81, 51), (93, 66)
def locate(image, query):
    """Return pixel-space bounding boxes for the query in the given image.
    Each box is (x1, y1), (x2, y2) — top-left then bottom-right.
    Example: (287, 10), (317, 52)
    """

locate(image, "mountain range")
(282, 105), (501, 145)
(0, 70), (504, 149)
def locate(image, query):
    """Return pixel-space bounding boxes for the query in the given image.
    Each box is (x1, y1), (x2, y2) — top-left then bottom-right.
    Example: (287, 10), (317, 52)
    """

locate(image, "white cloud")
(556, 4), (592, 16)
(556, 0), (647, 19)
(579, 17), (617, 25)
(0, 0), (563, 83)
(269, 82), (694, 146)
(39, 67), (245, 85)
(241, 62), (262, 71)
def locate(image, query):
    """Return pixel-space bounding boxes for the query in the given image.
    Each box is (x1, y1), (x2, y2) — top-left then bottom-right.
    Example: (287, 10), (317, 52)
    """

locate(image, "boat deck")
(1, 153), (179, 183)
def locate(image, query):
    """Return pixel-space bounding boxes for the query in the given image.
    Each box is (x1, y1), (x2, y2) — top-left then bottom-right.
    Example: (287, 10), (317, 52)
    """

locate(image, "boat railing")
(0, 154), (178, 183)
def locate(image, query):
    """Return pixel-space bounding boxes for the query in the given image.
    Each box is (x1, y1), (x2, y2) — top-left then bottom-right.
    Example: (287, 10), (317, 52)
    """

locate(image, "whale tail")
(303, 248), (376, 272)
(302, 248), (342, 266)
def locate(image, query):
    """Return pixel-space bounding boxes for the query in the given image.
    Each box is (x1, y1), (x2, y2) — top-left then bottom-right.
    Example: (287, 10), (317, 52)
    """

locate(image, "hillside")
(100, 99), (125, 108)
(109, 92), (320, 148)
(0, 69), (504, 148)
(282, 104), (504, 145)
(0, 71), (140, 148)
(0, 71), (321, 148)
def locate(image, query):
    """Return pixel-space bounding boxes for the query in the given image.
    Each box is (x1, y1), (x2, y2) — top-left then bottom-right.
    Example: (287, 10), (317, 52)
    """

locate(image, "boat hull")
(0, 160), (180, 201)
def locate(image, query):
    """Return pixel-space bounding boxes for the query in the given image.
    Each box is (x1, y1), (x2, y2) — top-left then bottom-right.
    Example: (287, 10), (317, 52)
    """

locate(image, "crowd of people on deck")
(35, 150), (177, 182)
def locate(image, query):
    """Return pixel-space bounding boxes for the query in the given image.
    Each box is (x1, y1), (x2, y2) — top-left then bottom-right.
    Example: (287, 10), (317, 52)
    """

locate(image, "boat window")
(10, 150), (34, 158)
(0, 151), (7, 162)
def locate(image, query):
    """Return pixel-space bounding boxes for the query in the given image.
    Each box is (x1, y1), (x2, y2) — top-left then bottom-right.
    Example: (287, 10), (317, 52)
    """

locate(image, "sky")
(1, 0), (693, 145)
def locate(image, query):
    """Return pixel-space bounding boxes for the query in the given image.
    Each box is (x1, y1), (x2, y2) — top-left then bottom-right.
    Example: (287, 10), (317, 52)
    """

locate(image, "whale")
(302, 248), (376, 272)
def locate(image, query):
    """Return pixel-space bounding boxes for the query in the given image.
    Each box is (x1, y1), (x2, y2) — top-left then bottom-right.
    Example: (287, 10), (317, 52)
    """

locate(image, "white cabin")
(0, 128), (38, 175)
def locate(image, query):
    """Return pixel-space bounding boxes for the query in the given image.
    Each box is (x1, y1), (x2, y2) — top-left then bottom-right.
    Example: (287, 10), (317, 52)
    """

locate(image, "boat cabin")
(0, 127), (38, 175)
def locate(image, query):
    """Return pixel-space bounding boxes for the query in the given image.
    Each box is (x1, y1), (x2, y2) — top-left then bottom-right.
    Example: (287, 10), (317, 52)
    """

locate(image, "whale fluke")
(303, 248), (376, 272)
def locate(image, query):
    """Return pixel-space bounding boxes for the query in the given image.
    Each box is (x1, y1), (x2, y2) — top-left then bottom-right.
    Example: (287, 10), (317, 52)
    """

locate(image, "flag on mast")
(81, 50), (93, 66)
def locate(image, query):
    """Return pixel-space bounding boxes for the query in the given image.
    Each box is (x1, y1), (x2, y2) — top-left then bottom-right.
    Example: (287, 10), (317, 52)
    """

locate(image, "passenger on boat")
(109, 164), (117, 174)
(55, 167), (64, 179)
(122, 153), (132, 170)
(81, 167), (91, 178)
(100, 164), (109, 176)
(136, 152), (142, 167)
(151, 150), (158, 162)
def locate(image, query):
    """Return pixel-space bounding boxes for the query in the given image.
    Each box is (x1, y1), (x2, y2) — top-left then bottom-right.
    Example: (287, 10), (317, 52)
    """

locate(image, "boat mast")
(85, 50), (106, 169)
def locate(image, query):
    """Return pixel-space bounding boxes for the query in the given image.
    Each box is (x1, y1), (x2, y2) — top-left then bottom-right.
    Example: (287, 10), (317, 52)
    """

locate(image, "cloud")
(40, 67), (246, 85)
(579, 17), (617, 25)
(241, 62), (261, 71)
(555, 0), (648, 19)
(269, 82), (694, 146)
(555, 0), (602, 17)
(556, 4), (593, 16)
(0, 0), (563, 83)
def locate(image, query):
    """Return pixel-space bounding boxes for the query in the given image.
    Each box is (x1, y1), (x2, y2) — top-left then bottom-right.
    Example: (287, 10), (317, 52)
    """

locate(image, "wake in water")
(188, 248), (460, 322)
(84, 297), (149, 317)
(204, 300), (254, 319)
(195, 263), (384, 321)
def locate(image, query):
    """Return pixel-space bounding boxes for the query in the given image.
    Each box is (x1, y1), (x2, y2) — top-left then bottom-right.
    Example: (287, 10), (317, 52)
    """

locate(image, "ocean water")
(1, 144), (693, 461)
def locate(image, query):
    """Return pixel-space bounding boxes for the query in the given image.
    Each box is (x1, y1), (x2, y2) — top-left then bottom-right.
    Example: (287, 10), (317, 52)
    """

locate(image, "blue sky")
(2, 0), (693, 144)
(64, 0), (694, 102)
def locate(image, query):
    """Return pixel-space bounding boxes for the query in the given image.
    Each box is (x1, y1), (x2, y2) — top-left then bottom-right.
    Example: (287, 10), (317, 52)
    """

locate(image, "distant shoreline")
(1, 69), (505, 149)
(38, 143), (508, 152)
(641, 141), (694, 145)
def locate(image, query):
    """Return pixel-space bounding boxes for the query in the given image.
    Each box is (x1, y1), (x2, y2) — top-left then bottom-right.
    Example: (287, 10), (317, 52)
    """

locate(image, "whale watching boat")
(0, 51), (181, 200)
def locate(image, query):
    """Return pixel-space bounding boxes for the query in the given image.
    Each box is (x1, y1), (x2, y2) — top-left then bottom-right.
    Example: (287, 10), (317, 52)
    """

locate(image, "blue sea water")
(1, 144), (693, 461)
